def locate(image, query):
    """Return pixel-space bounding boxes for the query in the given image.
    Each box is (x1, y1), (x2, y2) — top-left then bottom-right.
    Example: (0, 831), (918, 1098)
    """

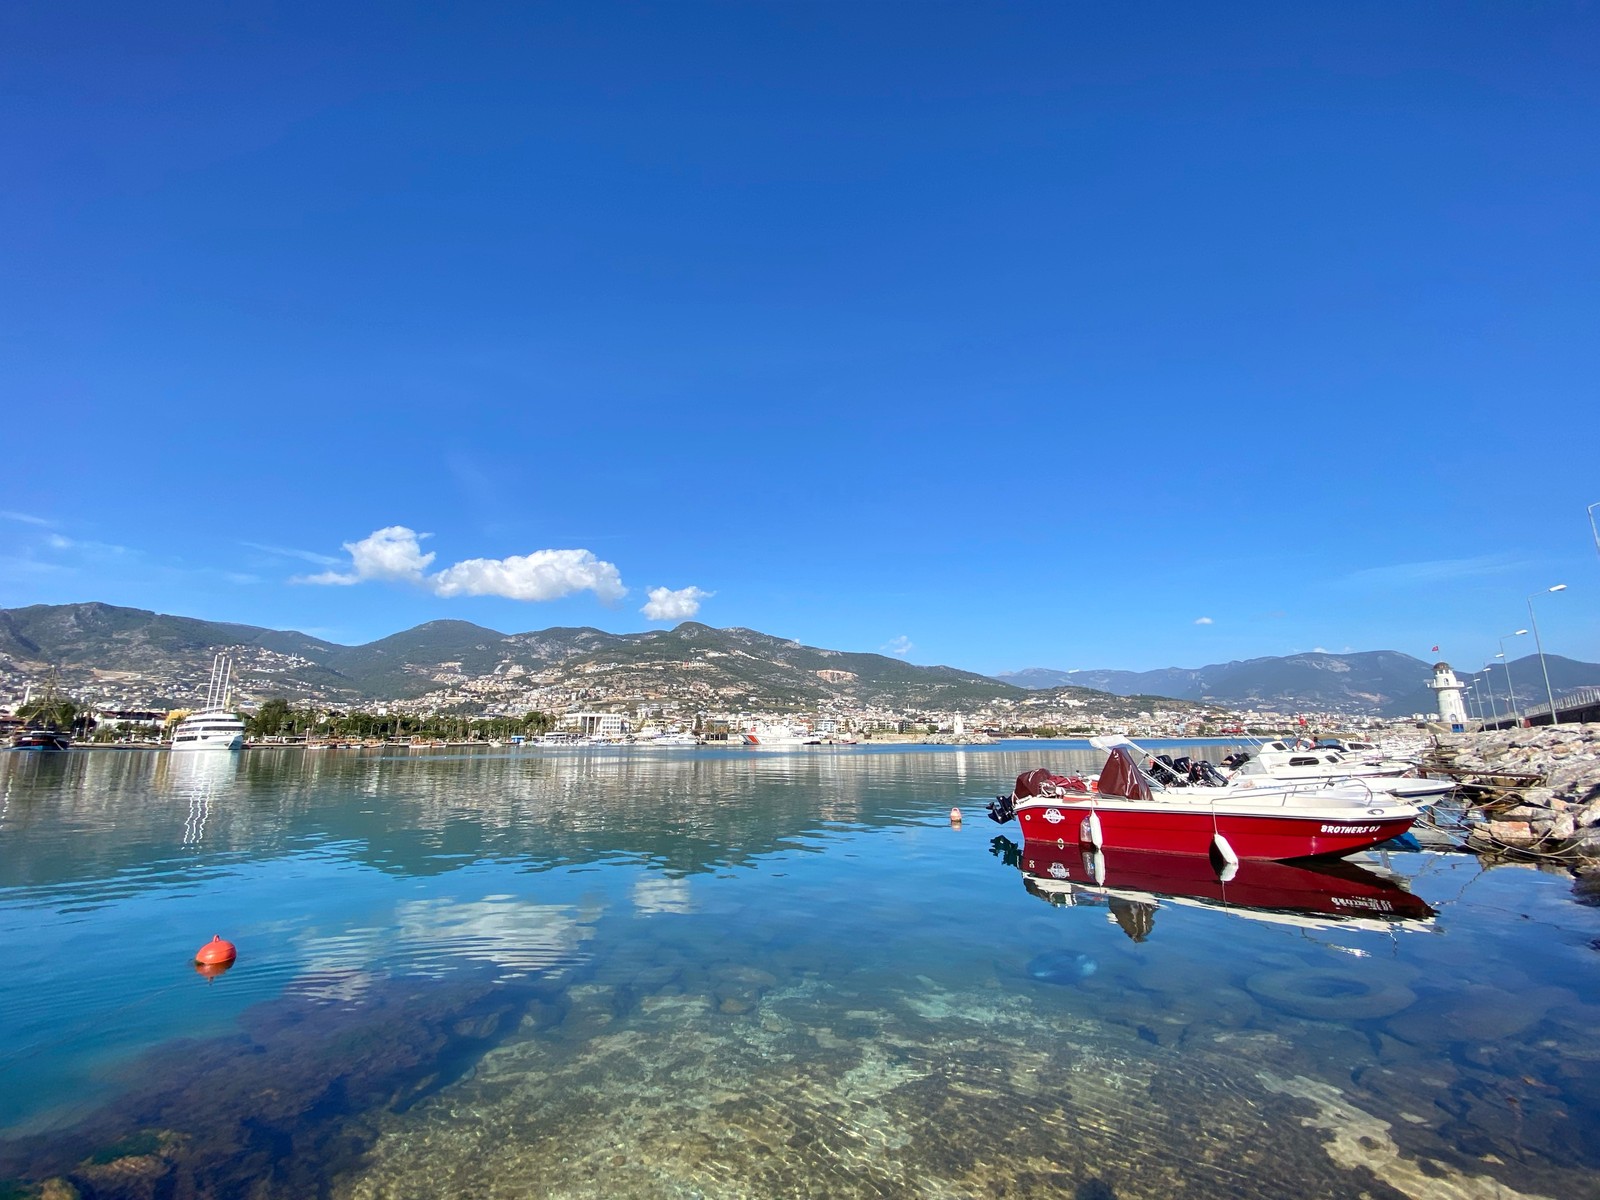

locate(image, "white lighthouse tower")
(1427, 662), (1468, 732)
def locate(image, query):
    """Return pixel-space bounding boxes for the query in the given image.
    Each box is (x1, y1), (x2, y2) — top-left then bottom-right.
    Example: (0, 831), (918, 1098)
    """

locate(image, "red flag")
(1431, 645), (1439, 653)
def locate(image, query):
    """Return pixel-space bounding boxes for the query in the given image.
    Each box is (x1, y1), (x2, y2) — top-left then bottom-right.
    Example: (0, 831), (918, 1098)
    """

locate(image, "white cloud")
(0, 510), (52, 526)
(1194, 616), (1214, 625)
(350, 526), (436, 580)
(295, 525), (627, 605)
(1340, 555), (1521, 589)
(43, 533), (130, 556)
(641, 585), (712, 621)
(242, 540), (341, 566)
(432, 549), (625, 603)
(296, 525), (435, 586)
(882, 635), (914, 658)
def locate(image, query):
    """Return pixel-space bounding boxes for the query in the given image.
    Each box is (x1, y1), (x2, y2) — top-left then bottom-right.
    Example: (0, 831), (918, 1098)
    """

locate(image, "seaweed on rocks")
(0, 973), (566, 1200)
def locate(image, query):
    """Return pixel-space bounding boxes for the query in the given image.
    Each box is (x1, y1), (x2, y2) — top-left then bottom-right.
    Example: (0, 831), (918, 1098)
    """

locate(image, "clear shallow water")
(0, 743), (1597, 1199)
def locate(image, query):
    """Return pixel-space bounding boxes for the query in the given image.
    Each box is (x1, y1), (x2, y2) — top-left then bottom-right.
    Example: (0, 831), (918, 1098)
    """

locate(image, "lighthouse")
(1427, 662), (1468, 732)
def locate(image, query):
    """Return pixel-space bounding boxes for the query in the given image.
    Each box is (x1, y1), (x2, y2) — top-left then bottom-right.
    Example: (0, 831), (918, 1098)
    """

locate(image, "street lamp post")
(1589, 501), (1600, 561)
(1480, 668), (1501, 726)
(1527, 585), (1568, 725)
(1496, 631), (1529, 724)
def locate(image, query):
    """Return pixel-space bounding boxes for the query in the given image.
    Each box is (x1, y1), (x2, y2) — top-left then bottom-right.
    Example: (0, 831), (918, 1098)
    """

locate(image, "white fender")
(1080, 810), (1104, 850)
(1211, 831), (1239, 867)
(1088, 849), (1106, 885)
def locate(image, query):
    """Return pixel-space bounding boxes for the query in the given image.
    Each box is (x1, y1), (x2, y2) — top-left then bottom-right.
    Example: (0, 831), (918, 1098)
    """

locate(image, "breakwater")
(1430, 723), (1600, 867)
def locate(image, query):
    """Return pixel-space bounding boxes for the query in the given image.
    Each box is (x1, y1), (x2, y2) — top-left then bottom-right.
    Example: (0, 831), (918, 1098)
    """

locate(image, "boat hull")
(10, 731), (72, 752)
(1016, 798), (1417, 860)
(170, 734), (245, 751)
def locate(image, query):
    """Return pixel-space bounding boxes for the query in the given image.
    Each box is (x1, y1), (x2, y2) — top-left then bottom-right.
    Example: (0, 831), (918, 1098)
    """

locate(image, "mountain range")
(995, 651), (1600, 718)
(5, 602), (1594, 719)
(0, 602), (1040, 714)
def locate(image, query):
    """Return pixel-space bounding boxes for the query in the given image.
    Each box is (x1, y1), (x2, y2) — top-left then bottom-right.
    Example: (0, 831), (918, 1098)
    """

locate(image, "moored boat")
(988, 738), (1426, 861)
(10, 727), (72, 752)
(1219, 739), (1443, 799)
(170, 655), (246, 751)
(740, 722), (808, 747)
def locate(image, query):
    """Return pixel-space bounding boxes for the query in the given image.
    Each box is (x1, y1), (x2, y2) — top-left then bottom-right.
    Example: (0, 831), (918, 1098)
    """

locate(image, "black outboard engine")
(1191, 759), (1229, 786)
(987, 793), (1017, 824)
(1149, 755), (1186, 787)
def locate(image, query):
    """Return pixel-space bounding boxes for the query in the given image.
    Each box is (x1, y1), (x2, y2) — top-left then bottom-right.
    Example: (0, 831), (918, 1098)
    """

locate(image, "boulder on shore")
(1434, 723), (1600, 866)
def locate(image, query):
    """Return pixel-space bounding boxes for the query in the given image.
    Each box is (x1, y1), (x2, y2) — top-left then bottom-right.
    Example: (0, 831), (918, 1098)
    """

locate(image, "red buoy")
(195, 935), (237, 967)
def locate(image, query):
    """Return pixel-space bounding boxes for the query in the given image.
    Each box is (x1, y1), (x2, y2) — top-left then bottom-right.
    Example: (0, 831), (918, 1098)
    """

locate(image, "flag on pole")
(1431, 645), (1439, 653)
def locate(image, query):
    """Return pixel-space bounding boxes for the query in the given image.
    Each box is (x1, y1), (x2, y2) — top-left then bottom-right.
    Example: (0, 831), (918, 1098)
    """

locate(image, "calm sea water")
(1, 743), (1597, 1199)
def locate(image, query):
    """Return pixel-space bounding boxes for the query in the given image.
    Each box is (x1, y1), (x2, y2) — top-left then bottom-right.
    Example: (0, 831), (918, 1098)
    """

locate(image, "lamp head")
(1515, 629), (1528, 636)
(1549, 584), (1567, 593)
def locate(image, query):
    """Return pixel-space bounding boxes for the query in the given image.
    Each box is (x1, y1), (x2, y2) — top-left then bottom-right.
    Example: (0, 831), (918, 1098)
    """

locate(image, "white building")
(575, 712), (630, 739)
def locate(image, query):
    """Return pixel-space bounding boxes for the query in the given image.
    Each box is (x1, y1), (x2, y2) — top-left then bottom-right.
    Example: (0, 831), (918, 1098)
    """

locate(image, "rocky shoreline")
(1430, 723), (1600, 868)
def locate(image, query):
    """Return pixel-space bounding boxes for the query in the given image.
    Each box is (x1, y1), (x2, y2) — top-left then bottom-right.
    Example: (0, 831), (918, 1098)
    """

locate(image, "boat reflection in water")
(992, 836), (1436, 942)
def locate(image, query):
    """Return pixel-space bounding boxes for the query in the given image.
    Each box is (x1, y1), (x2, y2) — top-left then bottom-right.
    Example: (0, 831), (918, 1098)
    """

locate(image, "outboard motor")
(1149, 755), (1186, 787)
(1191, 759), (1229, 787)
(987, 793), (1016, 824)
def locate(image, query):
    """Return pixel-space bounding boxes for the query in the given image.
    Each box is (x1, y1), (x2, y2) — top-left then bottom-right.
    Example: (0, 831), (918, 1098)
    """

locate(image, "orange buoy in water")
(195, 935), (237, 967)
(949, 807), (963, 824)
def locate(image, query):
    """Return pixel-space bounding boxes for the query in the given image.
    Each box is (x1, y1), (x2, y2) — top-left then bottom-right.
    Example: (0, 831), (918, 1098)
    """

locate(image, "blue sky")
(3, 2), (1596, 674)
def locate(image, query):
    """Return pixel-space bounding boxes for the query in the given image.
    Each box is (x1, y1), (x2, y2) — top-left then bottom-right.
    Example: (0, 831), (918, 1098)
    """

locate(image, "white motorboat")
(1219, 740), (1449, 800)
(651, 732), (699, 746)
(740, 722), (809, 747)
(171, 655), (246, 751)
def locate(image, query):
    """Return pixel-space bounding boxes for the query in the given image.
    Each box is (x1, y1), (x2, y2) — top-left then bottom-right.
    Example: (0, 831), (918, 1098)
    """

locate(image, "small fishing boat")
(988, 737), (1426, 862)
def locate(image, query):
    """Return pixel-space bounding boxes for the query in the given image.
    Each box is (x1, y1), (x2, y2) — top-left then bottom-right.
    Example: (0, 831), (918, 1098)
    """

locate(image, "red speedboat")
(988, 739), (1424, 862)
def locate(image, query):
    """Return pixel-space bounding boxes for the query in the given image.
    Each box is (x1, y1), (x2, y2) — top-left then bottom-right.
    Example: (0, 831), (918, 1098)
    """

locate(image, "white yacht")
(171, 654), (247, 751)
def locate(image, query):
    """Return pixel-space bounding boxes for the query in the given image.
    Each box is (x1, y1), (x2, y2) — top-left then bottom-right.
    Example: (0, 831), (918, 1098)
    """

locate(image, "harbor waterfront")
(2, 743), (1598, 1198)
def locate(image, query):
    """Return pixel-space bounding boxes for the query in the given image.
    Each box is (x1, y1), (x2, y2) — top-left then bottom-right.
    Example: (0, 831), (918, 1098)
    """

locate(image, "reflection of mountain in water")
(0, 748), (975, 902)
(996, 836), (1436, 940)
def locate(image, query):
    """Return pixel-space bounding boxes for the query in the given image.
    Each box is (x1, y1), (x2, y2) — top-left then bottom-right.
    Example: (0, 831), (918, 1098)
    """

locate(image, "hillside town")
(1, 636), (1428, 747)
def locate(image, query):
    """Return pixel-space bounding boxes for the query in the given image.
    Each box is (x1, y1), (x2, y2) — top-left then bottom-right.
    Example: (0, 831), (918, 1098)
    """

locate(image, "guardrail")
(1508, 685), (1600, 722)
